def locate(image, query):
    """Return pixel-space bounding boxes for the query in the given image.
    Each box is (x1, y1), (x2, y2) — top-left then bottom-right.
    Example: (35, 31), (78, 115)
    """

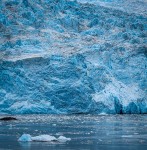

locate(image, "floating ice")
(121, 135), (133, 138)
(58, 136), (71, 142)
(31, 135), (57, 142)
(18, 134), (71, 142)
(99, 112), (108, 115)
(18, 134), (32, 142)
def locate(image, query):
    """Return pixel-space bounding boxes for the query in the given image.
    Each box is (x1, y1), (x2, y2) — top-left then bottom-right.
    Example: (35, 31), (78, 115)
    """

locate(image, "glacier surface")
(0, 0), (147, 114)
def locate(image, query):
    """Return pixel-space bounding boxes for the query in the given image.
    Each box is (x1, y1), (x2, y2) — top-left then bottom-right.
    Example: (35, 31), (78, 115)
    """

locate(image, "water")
(0, 115), (147, 150)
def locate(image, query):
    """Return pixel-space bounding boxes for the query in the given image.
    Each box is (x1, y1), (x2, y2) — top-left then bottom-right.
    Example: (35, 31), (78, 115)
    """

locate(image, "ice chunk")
(99, 112), (108, 115)
(58, 136), (71, 142)
(18, 134), (32, 142)
(18, 134), (71, 142)
(31, 135), (57, 142)
(121, 135), (133, 138)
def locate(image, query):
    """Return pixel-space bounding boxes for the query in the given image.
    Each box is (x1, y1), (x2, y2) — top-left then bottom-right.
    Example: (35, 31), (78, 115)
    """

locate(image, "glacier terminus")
(0, 0), (147, 114)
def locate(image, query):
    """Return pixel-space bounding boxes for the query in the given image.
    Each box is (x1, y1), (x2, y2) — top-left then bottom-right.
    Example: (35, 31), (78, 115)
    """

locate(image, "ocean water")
(0, 115), (147, 150)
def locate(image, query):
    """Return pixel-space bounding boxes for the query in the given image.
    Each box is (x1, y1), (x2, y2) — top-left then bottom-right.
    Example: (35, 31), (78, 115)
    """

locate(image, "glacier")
(0, 0), (147, 114)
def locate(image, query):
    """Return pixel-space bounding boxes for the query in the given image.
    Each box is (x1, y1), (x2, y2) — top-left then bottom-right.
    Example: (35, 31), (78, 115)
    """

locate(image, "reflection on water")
(0, 115), (147, 150)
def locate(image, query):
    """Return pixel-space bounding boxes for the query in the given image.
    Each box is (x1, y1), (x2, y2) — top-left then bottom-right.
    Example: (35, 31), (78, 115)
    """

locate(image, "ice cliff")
(0, 0), (147, 114)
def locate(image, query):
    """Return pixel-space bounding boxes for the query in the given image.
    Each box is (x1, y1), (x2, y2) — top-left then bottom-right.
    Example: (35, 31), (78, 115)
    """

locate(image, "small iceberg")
(121, 135), (133, 138)
(31, 135), (57, 142)
(18, 134), (71, 142)
(99, 112), (108, 115)
(58, 136), (71, 142)
(18, 134), (32, 142)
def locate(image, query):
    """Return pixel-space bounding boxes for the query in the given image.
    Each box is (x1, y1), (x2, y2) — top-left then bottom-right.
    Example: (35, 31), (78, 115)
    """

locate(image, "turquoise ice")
(0, 0), (147, 114)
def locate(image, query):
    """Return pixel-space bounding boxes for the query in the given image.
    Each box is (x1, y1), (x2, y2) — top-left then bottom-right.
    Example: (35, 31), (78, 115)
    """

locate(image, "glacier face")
(0, 0), (147, 114)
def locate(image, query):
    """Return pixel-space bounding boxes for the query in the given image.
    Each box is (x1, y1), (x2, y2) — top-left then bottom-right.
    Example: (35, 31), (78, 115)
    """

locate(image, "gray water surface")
(0, 115), (147, 150)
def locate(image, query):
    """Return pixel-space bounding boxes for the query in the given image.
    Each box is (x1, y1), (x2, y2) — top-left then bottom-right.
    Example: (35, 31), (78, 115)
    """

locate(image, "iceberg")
(18, 134), (71, 142)
(31, 135), (57, 142)
(18, 134), (32, 142)
(58, 136), (71, 142)
(0, 0), (146, 114)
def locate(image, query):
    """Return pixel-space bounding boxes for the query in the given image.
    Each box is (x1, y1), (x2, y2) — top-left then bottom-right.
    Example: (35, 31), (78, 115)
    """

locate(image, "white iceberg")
(18, 134), (71, 142)
(31, 135), (57, 142)
(58, 136), (71, 142)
